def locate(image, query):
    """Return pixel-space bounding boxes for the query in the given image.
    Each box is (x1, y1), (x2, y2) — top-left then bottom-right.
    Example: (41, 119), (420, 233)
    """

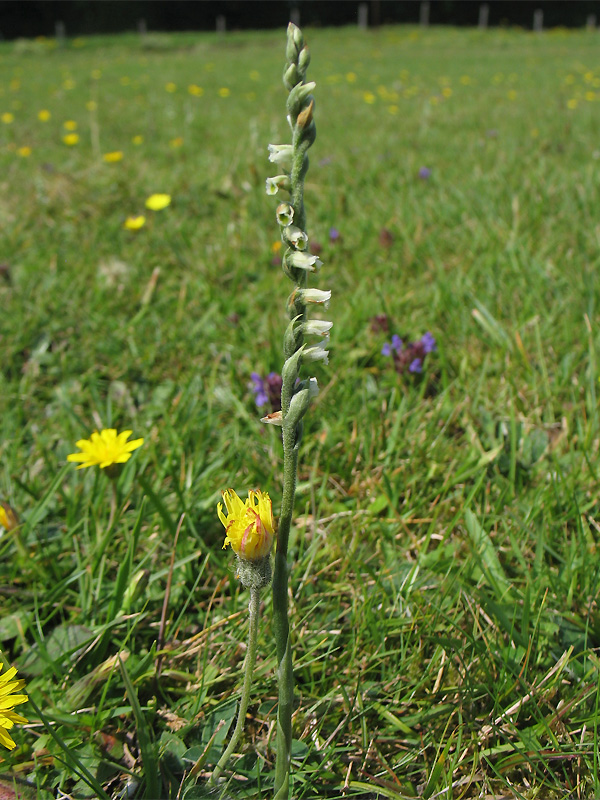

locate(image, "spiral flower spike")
(265, 23), (331, 799)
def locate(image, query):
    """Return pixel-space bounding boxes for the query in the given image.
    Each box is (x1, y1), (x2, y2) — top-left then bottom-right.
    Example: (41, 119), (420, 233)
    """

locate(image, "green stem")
(272, 424), (298, 797)
(210, 586), (262, 784)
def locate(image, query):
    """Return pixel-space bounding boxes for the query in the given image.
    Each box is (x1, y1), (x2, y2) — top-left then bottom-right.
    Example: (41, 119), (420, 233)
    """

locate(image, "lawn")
(1, 22), (600, 799)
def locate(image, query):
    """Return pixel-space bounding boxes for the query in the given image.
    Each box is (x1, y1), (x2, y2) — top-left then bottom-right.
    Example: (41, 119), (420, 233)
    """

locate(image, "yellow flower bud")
(218, 489), (274, 561)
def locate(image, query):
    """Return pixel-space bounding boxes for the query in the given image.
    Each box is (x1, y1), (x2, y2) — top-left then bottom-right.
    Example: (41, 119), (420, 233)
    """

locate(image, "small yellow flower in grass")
(63, 133), (79, 146)
(103, 150), (124, 163)
(38, 109), (51, 121)
(1, 112), (14, 124)
(218, 489), (274, 561)
(218, 87), (230, 98)
(363, 91), (375, 104)
(67, 429), (144, 470)
(86, 100), (97, 112)
(145, 193), (171, 211)
(63, 120), (77, 131)
(165, 82), (177, 93)
(132, 134), (143, 145)
(0, 502), (19, 532)
(0, 665), (28, 751)
(188, 84), (204, 97)
(169, 136), (183, 148)
(123, 215), (146, 231)
(17, 146), (31, 157)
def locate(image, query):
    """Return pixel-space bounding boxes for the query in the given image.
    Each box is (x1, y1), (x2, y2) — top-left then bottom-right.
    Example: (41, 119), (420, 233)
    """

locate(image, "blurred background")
(2, 0), (600, 39)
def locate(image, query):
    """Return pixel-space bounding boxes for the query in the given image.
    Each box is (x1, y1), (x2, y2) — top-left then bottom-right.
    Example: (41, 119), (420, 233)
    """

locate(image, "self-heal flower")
(67, 429), (143, 470)
(421, 331), (436, 353)
(218, 489), (274, 561)
(268, 143), (293, 169)
(409, 358), (423, 373)
(0, 665), (28, 751)
(382, 334), (403, 356)
(145, 193), (171, 211)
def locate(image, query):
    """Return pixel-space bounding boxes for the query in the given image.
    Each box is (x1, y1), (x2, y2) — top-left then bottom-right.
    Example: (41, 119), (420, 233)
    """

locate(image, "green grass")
(2, 22), (600, 799)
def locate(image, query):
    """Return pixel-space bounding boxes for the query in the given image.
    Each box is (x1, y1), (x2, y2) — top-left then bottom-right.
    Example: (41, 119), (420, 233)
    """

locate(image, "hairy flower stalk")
(265, 23), (329, 799)
(211, 490), (274, 785)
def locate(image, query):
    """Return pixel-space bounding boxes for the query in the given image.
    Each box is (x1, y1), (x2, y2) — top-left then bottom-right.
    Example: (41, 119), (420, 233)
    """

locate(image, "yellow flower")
(0, 665), (28, 751)
(67, 429), (144, 470)
(0, 502), (19, 532)
(63, 120), (77, 131)
(62, 133), (79, 146)
(165, 82), (177, 93)
(187, 84), (204, 97)
(218, 87), (230, 98)
(86, 100), (97, 111)
(103, 150), (124, 163)
(1, 112), (14, 124)
(17, 146), (31, 157)
(132, 134), (143, 145)
(38, 109), (51, 121)
(218, 489), (275, 561)
(145, 193), (171, 211)
(363, 91), (375, 104)
(123, 215), (146, 231)
(169, 136), (183, 148)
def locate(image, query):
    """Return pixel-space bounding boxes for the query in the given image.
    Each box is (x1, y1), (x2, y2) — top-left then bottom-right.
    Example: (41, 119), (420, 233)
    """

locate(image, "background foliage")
(1, 23), (600, 799)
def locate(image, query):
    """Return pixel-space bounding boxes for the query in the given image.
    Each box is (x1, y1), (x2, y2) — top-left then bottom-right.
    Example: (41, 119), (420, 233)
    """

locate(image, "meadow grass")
(1, 22), (600, 799)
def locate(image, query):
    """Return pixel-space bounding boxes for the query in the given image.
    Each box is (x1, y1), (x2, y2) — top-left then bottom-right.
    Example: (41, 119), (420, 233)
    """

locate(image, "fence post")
(358, 3), (368, 29)
(419, 1), (430, 27)
(533, 9), (543, 32)
(478, 4), (489, 29)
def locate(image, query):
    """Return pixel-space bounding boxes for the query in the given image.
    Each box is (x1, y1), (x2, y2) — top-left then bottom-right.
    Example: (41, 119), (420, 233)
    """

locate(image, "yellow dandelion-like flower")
(188, 84), (204, 97)
(62, 133), (79, 146)
(218, 87), (231, 98)
(346, 71), (357, 83)
(38, 109), (51, 121)
(67, 429), (144, 470)
(123, 215), (146, 231)
(63, 120), (78, 131)
(86, 100), (97, 112)
(103, 150), (124, 163)
(17, 146), (31, 157)
(0, 502), (19, 532)
(165, 82), (177, 93)
(363, 91), (376, 104)
(132, 134), (143, 145)
(145, 193), (171, 211)
(1, 112), (14, 124)
(218, 489), (275, 561)
(169, 137), (183, 148)
(62, 78), (75, 90)
(0, 665), (28, 751)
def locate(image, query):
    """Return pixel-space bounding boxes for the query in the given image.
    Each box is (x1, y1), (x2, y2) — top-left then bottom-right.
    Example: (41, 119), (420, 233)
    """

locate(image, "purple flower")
(382, 334), (403, 356)
(250, 372), (269, 407)
(250, 371), (282, 411)
(420, 332), (436, 353)
(409, 358), (423, 373)
(382, 336), (402, 355)
(418, 166), (431, 180)
(329, 227), (340, 242)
